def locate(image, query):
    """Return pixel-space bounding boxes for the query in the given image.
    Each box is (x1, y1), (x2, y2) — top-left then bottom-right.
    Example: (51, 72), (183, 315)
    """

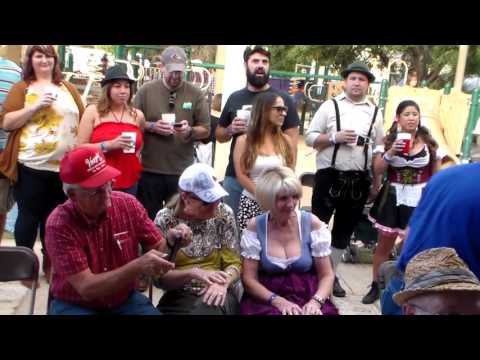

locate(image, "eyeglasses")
(272, 106), (288, 113)
(78, 182), (112, 197)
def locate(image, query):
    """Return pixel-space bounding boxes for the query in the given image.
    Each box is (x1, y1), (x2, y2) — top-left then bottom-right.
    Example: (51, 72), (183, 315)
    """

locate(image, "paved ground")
(1, 135), (380, 315)
(0, 237), (379, 315)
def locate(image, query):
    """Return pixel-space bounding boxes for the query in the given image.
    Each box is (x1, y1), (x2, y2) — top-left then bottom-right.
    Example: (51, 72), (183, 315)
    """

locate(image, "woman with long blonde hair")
(233, 92), (295, 231)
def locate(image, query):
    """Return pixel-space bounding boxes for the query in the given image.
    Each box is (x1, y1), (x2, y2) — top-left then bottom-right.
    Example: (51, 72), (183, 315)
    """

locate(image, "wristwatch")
(313, 294), (326, 306)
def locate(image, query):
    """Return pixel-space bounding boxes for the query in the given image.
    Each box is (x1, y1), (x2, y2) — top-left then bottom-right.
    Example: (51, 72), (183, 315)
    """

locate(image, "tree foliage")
(269, 45), (480, 89)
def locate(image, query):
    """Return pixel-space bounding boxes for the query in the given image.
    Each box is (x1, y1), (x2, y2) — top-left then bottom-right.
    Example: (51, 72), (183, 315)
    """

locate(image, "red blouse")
(91, 121), (143, 189)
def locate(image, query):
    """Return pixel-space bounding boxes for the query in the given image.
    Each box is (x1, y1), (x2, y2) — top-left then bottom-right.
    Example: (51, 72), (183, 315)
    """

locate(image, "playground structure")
(5, 44), (474, 164)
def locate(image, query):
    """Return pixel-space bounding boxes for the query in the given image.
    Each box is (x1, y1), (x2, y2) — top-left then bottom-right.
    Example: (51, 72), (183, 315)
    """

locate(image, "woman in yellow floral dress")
(0, 45), (84, 282)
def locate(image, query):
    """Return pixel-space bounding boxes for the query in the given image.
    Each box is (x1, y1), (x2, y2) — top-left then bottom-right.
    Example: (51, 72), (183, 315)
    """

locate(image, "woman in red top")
(78, 65), (145, 195)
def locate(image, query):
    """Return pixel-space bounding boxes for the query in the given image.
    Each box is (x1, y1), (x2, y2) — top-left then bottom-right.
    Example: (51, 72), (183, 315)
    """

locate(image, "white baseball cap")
(178, 163), (228, 203)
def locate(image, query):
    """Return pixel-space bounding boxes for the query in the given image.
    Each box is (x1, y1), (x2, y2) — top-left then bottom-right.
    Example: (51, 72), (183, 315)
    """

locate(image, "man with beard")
(305, 62), (384, 298)
(134, 46), (210, 220)
(216, 46), (299, 217)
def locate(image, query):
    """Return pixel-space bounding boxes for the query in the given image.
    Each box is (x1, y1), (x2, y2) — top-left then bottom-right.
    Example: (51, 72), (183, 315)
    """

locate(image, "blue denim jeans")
(222, 176), (243, 217)
(380, 274), (405, 315)
(49, 291), (161, 315)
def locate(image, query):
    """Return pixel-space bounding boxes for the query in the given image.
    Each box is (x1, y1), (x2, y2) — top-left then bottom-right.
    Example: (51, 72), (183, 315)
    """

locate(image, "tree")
(269, 45), (480, 89)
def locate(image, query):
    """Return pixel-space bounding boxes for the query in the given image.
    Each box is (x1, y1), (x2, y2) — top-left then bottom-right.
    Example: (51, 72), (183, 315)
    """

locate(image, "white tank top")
(243, 154), (284, 199)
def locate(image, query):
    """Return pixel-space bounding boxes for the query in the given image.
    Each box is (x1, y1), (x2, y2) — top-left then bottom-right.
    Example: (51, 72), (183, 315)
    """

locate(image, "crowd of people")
(1, 44), (479, 315)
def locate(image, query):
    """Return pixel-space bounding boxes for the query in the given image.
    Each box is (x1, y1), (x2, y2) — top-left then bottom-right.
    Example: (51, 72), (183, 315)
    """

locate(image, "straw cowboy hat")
(393, 247), (480, 305)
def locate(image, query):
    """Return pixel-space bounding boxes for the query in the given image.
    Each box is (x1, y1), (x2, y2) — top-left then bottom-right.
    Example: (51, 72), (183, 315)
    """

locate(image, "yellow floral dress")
(18, 84), (80, 172)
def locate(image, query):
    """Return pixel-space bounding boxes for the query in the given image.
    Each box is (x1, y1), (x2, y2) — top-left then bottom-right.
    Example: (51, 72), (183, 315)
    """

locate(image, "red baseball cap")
(60, 145), (121, 189)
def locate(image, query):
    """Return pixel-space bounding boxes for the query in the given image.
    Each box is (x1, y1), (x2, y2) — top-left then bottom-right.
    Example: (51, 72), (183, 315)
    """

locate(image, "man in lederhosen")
(305, 62), (384, 297)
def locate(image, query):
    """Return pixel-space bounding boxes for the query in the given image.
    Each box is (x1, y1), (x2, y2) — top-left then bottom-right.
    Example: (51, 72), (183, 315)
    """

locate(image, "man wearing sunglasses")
(134, 46), (211, 220)
(45, 145), (192, 315)
(305, 62), (384, 298)
(216, 45), (299, 217)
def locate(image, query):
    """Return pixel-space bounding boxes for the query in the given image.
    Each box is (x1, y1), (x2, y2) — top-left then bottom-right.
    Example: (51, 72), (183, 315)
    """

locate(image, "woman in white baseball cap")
(153, 163), (242, 315)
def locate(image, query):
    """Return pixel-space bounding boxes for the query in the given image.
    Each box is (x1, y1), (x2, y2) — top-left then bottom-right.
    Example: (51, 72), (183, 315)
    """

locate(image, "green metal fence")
(57, 45), (480, 161)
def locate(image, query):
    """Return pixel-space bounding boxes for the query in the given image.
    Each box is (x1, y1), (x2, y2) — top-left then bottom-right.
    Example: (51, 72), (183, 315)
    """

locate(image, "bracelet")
(312, 294), (326, 306)
(267, 293), (278, 305)
(100, 142), (107, 153)
(225, 267), (239, 278)
(226, 125), (234, 137)
(148, 122), (155, 132)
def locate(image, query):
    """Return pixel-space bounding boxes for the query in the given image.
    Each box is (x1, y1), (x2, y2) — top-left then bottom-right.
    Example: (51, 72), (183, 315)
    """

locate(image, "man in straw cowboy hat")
(393, 247), (480, 315)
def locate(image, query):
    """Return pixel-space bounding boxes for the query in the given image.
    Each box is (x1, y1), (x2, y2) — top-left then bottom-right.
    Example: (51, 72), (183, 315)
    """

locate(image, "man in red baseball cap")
(45, 145), (192, 315)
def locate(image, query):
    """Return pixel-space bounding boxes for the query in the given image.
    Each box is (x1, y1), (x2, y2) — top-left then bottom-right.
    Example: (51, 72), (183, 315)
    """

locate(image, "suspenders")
(330, 99), (378, 171)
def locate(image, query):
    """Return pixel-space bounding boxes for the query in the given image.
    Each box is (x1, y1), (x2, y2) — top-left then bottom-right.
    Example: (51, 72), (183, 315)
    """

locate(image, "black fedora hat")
(341, 62), (375, 83)
(101, 65), (135, 87)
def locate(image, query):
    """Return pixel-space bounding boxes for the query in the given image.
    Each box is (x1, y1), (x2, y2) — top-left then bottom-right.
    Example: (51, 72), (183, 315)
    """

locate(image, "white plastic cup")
(396, 132), (412, 155)
(345, 129), (357, 146)
(162, 113), (176, 126)
(236, 109), (251, 126)
(121, 132), (136, 153)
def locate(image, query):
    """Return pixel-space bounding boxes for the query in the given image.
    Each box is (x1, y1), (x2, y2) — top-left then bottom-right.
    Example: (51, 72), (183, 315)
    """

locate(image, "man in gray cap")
(134, 46), (210, 220)
(393, 247), (480, 315)
(305, 62), (384, 298)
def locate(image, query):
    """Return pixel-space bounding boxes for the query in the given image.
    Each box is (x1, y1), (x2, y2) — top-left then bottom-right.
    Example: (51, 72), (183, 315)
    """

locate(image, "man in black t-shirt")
(216, 46), (299, 216)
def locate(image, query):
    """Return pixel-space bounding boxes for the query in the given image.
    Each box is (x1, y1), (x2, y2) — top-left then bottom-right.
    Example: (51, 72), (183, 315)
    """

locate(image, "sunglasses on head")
(272, 105), (288, 113)
(246, 45), (270, 52)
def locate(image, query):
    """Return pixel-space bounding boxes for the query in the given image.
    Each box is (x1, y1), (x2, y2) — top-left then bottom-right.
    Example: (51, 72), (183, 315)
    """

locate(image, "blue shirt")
(0, 58), (22, 149)
(398, 163), (480, 278)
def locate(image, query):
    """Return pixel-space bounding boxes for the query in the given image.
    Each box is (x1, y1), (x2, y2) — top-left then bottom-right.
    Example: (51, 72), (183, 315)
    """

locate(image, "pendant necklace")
(111, 106), (125, 123)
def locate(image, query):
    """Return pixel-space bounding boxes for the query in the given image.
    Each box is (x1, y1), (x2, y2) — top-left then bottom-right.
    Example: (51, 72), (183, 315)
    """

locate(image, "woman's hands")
(302, 299), (323, 315)
(30, 92), (56, 112)
(387, 139), (406, 156)
(200, 282), (228, 307)
(271, 296), (303, 315)
(190, 268), (230, 286)
(270, 296), (323, 315)
(189, 268), (230, 307)
(167, 223), (192, 248)
(104, 134), (135, 152)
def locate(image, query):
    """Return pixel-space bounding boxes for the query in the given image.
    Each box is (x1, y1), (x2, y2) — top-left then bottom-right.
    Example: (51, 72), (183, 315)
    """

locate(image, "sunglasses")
(168, 91), (176, 111)
(78, 182), (112, 197)
(246, 45), (270, 52)
(272, 105), (288, 113)
(189, 193), (218, 206)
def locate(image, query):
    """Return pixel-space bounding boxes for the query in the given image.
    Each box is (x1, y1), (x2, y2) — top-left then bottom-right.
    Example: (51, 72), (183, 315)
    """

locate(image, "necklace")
(111, 106), (125, 123)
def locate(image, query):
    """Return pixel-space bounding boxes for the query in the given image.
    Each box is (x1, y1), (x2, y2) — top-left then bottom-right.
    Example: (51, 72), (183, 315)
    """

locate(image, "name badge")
(182, 102), (192, 110)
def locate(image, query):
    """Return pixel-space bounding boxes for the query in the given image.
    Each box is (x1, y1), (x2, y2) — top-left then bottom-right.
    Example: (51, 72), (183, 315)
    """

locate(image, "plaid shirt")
(46, 191), (163, 309)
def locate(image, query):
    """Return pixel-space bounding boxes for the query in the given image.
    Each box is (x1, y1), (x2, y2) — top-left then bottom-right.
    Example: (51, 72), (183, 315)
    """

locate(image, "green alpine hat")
(341, 62), (375, 83)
